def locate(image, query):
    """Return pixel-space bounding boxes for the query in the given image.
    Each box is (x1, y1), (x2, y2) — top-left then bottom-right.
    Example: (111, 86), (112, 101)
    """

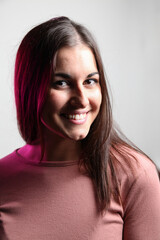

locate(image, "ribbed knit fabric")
(0, 146), (160, 240)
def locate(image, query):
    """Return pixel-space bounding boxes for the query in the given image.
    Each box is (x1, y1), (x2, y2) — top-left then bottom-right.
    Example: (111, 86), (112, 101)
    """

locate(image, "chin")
(67, 131), (89, 141)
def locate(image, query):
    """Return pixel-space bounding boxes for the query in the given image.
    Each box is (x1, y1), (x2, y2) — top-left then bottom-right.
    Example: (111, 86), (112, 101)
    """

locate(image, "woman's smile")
(61, 111), (89, 125)
(42, 44), (102, 140)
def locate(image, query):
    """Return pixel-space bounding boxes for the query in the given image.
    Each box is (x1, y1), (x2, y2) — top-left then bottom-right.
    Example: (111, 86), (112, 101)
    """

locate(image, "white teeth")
(75, 115), (79, 120)
(67, 113), (86, 120)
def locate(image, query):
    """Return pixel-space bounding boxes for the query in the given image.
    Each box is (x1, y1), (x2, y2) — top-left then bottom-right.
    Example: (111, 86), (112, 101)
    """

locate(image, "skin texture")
(42, 44), (102, 142)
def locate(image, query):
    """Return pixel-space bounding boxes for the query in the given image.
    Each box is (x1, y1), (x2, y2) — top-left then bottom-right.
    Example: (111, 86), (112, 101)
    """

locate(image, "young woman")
(0, 16), (160, 240)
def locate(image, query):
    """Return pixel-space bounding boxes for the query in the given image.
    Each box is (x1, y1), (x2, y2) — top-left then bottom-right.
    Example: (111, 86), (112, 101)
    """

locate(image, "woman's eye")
(84, 79), (98, 86)
(52, 80), (68, 88)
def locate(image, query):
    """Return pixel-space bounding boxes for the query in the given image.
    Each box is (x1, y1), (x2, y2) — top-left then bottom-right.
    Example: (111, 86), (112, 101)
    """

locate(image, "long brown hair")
(14, 16), (151, 214)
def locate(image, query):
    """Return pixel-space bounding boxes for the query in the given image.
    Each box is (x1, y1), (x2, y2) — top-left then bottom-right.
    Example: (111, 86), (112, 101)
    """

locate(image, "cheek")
(47, 92), (67, 112)
(91, 88), (102, 111)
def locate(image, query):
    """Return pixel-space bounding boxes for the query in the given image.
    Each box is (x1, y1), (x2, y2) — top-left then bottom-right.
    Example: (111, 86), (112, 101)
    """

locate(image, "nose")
(70, 85), (89, 108)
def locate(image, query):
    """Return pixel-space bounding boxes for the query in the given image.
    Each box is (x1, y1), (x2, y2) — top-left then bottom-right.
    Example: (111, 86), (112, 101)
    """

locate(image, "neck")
(43, 135), (82, 162)
(18, 125), (82, 162)
(18, 137), (81, 163)
(40, 123), (82, 162)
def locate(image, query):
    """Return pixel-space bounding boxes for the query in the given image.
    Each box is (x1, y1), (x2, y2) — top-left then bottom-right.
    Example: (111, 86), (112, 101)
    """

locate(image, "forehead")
(54, 44), (97, 74)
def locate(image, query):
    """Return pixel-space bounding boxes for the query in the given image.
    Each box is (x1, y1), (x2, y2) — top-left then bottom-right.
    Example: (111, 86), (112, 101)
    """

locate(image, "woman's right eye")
(52, 80), (69, 88)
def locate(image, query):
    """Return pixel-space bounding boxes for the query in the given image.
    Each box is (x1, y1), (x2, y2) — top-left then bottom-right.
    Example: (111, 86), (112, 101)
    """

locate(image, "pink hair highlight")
(14, 38), (50, 142)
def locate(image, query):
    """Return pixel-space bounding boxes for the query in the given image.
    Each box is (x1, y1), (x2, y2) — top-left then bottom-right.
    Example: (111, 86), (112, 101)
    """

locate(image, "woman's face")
(42, 44), (102, 141)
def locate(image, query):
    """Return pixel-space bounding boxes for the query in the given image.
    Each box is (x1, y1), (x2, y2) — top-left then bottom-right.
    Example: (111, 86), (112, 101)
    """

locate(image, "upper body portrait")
(0, 17), (160, 240)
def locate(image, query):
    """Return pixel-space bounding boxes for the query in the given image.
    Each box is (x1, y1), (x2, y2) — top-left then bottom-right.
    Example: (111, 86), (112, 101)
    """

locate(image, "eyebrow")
(54, 72), (99, 79)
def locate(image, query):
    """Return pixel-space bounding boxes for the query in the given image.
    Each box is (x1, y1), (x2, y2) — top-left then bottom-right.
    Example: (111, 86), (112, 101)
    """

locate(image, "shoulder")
(0, 144), (29, 166)
(111, 145), (158, 180)
(0, 149), (23, 177)
(112, 146), (160, 239)
(113, 147), (160, 220)
(111, 146), (160, 204)
(0, 150), (17, 165)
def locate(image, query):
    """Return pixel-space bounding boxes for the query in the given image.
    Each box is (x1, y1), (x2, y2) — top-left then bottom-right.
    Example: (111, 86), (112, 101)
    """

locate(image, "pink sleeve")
(123, 163), (160, 240)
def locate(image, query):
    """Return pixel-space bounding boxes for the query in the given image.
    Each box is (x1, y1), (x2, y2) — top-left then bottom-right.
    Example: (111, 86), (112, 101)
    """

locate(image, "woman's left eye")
(84, 79), (98, 85)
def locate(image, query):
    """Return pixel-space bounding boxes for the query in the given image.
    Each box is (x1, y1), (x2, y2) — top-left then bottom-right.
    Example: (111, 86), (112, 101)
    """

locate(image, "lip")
(63, 110), (89, 115)
(61, 111), (89, 125)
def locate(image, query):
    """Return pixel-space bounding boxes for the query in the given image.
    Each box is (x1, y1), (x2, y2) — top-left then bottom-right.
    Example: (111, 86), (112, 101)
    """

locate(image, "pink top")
(0, 145), (160, 240)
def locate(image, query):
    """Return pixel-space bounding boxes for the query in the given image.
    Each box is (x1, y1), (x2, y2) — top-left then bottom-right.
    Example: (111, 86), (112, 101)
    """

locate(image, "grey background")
(0, 0), (160, 168)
